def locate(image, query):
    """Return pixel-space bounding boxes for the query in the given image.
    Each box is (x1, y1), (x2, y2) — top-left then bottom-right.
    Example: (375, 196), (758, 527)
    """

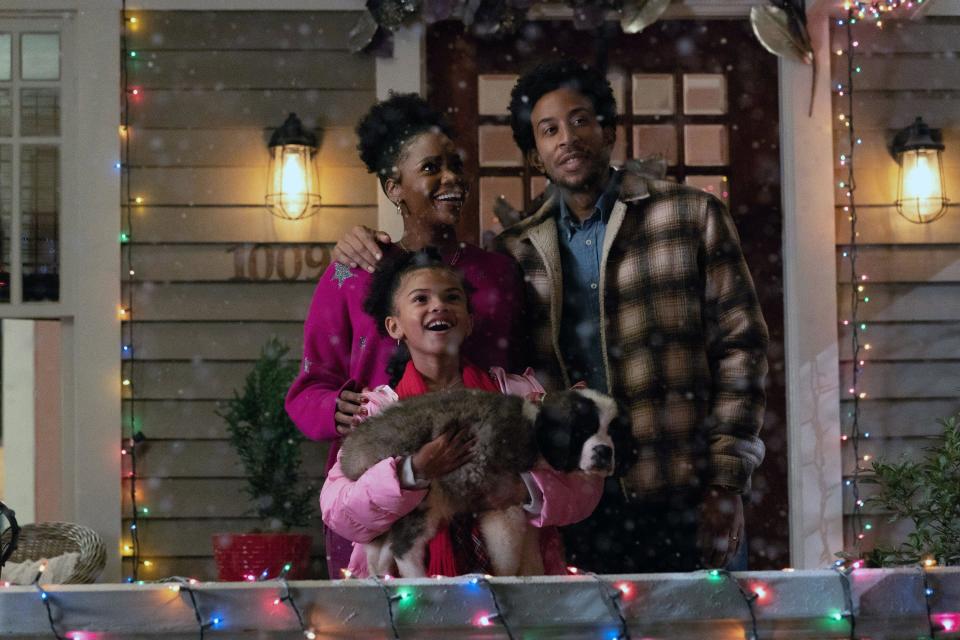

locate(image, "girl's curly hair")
(355, 92), (454, 188)
(363, 247), (472, 386)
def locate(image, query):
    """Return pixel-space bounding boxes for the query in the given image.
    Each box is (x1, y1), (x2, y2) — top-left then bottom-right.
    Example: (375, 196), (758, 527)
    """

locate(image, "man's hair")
(508, 59), (617, 154)
(355, 92), (454, 187)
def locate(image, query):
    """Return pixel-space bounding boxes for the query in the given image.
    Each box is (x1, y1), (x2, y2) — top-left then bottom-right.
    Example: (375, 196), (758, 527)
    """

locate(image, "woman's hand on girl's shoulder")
(331, 225), (393, 273)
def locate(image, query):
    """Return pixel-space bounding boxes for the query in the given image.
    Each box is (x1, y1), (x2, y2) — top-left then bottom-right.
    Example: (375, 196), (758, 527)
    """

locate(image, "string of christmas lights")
(919, 567), (938, 638)
(589, 572), (631, 640)
(168, 578), (223, 640)
(32, 564), (66, 640)
(120, 1), (147, 583)
(848, 0), (927, 25)
(370, 574), (402, 639)
(10, 568), (958, 637)
(836, 2), (871, 564)
(834, 0), (921, 565)
(832, 564), (857, 639)
(474, 575), (516, 640)
(267, 563), (317, 639)
(718, 569), (761, 640)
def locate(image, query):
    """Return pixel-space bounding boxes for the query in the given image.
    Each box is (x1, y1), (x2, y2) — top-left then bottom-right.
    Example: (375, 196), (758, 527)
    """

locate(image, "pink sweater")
(320, 368), (604, 577)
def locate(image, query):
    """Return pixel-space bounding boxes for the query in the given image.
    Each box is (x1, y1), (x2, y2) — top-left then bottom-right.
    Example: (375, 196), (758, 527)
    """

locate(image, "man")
(331, 60), (768, 572)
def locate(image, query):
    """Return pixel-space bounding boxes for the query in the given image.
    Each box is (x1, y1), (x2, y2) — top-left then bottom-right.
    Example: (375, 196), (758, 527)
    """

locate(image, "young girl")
(320, 249), (604, 577)
(285, 93), (525, 578)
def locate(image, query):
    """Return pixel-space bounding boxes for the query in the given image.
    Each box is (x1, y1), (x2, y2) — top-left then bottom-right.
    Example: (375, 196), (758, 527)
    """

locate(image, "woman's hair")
(363, 247), (471, 387)
(355, 92), (455, 188)
(508, 59), (617, 154)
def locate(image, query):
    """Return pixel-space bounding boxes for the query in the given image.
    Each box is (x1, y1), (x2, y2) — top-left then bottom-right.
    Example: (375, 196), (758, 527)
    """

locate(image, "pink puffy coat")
(320, 368), (604, 578)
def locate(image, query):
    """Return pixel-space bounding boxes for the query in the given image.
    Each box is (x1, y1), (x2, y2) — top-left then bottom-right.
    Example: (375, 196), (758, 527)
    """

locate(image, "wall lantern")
(891, 116), (949, 224)
(265, 113), (321, 220)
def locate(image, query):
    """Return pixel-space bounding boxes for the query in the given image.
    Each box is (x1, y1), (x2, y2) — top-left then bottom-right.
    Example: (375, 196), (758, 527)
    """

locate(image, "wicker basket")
(0, 522), (106, 584)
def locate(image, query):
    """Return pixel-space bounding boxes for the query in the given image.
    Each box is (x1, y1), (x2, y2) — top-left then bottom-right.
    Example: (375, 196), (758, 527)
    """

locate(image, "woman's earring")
(396, 339), (401, 346)
(394, 200), (403, 216)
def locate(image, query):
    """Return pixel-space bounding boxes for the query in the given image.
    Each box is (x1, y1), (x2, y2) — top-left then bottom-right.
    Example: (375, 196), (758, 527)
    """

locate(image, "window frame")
(0, 17), (74, 318)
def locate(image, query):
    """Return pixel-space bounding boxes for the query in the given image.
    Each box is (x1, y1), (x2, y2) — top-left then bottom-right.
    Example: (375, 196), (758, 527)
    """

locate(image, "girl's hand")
(410, 428), (477, 482)
(334, 389), (368, 435)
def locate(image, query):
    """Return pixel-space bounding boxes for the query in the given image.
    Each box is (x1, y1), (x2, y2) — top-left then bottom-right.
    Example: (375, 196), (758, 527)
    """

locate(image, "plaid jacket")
(495, 165), (769, 499)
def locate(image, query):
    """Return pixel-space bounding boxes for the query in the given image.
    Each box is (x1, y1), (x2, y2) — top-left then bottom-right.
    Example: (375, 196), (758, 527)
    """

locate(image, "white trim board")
(65, 5), (123, 581)
(1, 320), (36, 524)
(779, 12), (844, 569)
(7, 0), (362, 9)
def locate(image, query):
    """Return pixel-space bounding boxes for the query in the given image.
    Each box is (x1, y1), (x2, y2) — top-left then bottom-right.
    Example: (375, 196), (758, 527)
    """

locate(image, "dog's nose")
(593, 445), (613, 463)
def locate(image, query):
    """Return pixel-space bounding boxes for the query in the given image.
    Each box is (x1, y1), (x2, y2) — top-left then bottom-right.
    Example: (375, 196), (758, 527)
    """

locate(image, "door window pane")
(683, 74), (727, 115)
(634, 124), (677, 165)
(20, 88), (59, 136)
(0, 34), (10, 81)
(0, 145), (10, 302)
(21, 34), (60, 81)
(478, 74), (517, 116)
(20, 145), (59, 301)
(632, 74), (674, 115)
(478, 125), (522, 167)
(0, 89), (11, 137)
(684, 124), (728, 166)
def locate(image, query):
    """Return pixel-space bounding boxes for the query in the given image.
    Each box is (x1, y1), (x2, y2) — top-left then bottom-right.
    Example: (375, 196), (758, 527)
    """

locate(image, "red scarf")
(394, 358), (498, 576)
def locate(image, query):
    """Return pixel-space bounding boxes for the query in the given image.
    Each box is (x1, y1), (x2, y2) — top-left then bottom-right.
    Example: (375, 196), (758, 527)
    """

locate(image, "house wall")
(831, 16), (960, 549)
(120, 10), (376, 579)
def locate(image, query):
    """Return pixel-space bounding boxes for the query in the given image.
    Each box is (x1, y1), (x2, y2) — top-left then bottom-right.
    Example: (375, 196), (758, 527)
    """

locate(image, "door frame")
(379, 6), (843, 569)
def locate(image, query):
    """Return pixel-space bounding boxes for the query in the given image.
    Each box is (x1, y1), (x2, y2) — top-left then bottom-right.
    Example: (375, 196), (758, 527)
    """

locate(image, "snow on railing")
(1, 568), (958, 639)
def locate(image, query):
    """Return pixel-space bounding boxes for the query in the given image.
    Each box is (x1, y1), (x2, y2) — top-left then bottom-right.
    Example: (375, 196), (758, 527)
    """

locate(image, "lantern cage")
(891, 116), (949, 224)
(265, 113), (321, 221)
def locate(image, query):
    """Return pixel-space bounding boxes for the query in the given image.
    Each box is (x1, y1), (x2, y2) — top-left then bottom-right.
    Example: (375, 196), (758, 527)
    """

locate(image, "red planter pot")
(212, 532), (312, 581)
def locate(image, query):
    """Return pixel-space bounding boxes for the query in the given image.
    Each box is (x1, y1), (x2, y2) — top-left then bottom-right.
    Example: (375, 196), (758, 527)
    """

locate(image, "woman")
(285, 93), (525, 578)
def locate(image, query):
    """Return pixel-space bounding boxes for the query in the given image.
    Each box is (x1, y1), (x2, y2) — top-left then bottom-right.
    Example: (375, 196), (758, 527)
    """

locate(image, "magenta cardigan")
(285, 243), (525, 575)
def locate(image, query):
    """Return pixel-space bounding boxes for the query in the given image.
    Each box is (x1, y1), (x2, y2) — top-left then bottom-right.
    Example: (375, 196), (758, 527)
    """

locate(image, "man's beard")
(550, 157), (610, 194)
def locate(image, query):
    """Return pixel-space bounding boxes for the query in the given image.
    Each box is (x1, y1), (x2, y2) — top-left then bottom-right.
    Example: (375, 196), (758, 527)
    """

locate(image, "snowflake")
(332, 262), (354, 288)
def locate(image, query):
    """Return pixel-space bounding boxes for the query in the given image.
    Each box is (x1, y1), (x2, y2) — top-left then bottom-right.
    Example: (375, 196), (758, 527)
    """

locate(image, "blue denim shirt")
(556, 170), (622, 393)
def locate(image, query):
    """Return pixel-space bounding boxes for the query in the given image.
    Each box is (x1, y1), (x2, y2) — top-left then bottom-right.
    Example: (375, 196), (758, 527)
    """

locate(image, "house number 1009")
(228, 244), (328, 281)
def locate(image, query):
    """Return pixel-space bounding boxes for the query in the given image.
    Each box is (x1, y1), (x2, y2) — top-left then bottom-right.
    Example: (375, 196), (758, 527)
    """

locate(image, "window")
(0, 28), (62, 305)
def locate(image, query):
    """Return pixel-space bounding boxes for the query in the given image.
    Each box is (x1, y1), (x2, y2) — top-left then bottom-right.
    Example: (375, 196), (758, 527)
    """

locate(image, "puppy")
(338, 387), (635, 577)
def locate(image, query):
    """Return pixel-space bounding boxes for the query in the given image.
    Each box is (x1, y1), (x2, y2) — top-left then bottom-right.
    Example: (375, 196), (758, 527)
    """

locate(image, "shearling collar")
(512, 157), (665, 240)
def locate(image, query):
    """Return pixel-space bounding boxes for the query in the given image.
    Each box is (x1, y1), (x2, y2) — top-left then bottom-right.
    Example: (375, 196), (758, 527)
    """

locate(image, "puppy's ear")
(536, 401), (574, 471)
(609, 404), (638, 477)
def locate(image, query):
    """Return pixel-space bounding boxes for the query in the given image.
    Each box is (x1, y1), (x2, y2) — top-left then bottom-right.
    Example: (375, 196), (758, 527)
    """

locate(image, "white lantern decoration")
(265, 113), (321, 220)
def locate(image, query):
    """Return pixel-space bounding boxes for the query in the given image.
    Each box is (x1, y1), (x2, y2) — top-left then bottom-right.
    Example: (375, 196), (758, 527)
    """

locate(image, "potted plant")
(212, 338), (318, 580)
(862, 412), (960, 567)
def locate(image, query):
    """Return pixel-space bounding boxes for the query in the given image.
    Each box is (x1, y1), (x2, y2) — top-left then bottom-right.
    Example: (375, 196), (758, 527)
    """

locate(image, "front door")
(427, 18), (787, 569)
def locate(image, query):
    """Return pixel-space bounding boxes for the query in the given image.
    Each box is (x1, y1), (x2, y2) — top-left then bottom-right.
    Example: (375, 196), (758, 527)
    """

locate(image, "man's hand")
(410, 428), (477, 482)
(697, 487), (745, 569)
(334, 388), (367, 436)
(331, 225), (392, 273)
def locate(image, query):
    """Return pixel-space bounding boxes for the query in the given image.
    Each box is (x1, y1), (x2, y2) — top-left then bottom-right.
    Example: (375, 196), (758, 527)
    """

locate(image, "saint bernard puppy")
(338, 387), (635, 577)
